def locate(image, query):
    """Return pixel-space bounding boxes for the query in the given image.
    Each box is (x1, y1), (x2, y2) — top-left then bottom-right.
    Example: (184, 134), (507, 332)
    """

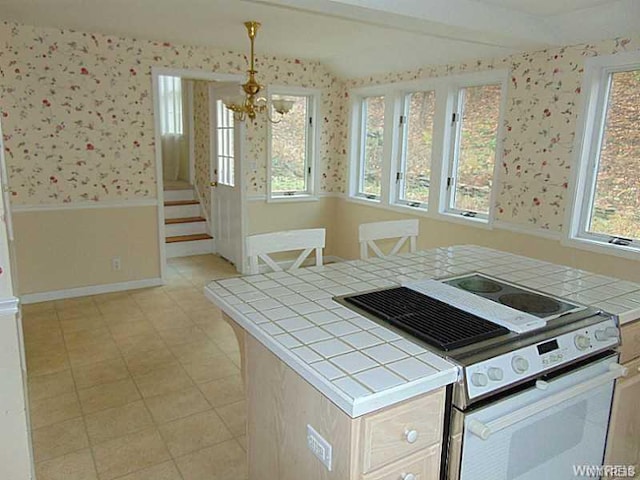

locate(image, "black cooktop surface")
(342, 287), (509, 351)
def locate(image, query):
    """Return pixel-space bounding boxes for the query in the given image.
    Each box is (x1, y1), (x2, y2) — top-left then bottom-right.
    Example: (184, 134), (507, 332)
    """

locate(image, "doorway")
(152, 68), (247, 280)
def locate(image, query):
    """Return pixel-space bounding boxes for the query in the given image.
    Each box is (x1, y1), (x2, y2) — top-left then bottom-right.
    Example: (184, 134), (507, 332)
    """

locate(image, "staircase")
(164, 188), (214, 258)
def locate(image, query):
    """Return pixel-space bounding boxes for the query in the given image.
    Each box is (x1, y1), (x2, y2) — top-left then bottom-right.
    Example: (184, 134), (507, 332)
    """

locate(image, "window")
(356, 96), (385, 200)
(444, 83), (502, 219)
(268, 89), (318, 199)
(348, 71), (507, 226)
(216, 100), (234, 187)
(395, 91), (436, 208)
(158, 75), (184, 135)
(570, 52), (640, 253)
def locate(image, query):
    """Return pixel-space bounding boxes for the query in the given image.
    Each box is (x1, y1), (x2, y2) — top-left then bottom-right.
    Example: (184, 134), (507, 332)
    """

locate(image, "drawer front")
(621, 320), (640, 364)
(361, 389), (445, 474)
(362, 444), (440, 480)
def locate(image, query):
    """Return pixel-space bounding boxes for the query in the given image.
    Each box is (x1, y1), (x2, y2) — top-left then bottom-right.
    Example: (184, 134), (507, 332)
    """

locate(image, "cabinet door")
(606, 357), (640, 468)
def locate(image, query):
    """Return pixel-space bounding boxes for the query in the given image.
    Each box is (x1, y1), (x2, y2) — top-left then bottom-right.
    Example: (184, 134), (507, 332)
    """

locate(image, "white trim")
(187, 80), (196, 185)
(561, 236), (640, 261)
(12, 199), (159, 212)
(246, 192), (341, 202)
(565, 51), (640, 256)
(493, 220), (562, 241)
(193, 184), (212, 235)
(0, 297), (19, 315)
(20, 278), (163, 304)
(152, 67), (245, 282)
(266, 86), (321, 201)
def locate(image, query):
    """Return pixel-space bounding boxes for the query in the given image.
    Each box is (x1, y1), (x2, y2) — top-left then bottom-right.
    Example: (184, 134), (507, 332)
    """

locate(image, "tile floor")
(22, 255), (248, 480)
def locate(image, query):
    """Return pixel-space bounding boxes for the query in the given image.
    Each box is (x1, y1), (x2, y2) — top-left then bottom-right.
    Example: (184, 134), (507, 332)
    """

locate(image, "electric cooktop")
(442, 273), (584, 320)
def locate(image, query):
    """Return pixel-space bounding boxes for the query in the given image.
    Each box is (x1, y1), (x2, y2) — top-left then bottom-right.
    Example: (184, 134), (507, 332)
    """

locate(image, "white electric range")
(336, 272), (624, 480)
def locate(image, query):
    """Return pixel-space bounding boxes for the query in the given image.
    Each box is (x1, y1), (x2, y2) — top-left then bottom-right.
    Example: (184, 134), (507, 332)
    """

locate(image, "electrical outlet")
(307, 424), (332, 471)
(112, 257), (122, 271)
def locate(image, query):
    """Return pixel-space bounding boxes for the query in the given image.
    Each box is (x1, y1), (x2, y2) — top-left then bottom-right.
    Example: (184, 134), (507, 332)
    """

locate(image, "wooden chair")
(358, 219), (419, 259)
(246, 228), (326, 275)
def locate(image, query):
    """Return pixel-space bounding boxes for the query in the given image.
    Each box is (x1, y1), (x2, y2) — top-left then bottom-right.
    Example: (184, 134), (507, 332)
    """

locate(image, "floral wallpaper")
(0, 21), (346, 205)
(192, 80), (211, 221)
(345, 36), (640, 232)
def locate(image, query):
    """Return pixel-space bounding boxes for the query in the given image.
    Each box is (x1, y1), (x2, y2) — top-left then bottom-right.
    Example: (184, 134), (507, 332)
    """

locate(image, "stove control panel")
(465, 317), (619, 399)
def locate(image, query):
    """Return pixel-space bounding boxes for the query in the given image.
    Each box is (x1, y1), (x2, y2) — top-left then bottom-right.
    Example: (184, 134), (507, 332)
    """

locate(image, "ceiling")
(0, 0), (637, 77)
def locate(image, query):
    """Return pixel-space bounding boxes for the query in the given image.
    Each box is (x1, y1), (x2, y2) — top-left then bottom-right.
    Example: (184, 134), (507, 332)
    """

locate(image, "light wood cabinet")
(362, 445), (440, 480)
(606, 319), (640, 469)
(360, 392), (444, 474)
(243, 333), (445, 480)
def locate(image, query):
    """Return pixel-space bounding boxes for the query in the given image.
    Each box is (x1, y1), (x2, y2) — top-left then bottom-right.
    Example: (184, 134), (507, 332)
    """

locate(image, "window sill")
(437, 211), (492, 229)
(563, 235), (640, 261)
(266, 194), (319, 204)
(347, 195), (381, 206)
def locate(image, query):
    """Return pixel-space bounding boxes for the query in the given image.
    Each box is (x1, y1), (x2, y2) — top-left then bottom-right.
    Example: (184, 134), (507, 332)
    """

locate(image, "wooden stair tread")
(166, 233), (213, 243)
(165, 216), (206, 225)
(164, 200), (199, 206)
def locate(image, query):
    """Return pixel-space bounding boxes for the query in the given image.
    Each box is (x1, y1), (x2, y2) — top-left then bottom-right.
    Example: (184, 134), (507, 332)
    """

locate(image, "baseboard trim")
(20, 278), (164, 304)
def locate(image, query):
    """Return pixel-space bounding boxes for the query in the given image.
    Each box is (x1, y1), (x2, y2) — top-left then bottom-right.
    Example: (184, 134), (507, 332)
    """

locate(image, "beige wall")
(333, 200), (640, 283)
(247, 197), (339, 258)
(13, 206), (160, 295)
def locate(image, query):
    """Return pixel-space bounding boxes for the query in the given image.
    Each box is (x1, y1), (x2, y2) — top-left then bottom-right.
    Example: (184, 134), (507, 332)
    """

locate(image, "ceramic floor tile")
(181, 354), (240, 384)
(85, 400), (154, 445)
(144, 387), (211, 424)
(67, 341), (122, 368)
(146, 308), (194, 331)
(156, 325), (208, 347)
(35, 448), (97, 480)
(133, 364), (195, 398)
(107, 320), (157, 341)
(175, 439), (247, 480)
(59, 315), (106, 334)
(236, 435), (247, 452)
(113, 461), (182, 480)
(92, 428), (171, 480)
(114, 332), (167, 356)
(32, 417), (89, 462)
(214, 400), (247, 437)
(78, 378), (141, 415)
(30, 392), (82, 429)
(26, 350), (70, 377)
(72, 357), (130, 390)
(169, 339), (224, 364)
(123, 348), (177, 376)
(28, 369), (76, 402)
(198, 375), (244, 408)
(159, 410), (233, 457)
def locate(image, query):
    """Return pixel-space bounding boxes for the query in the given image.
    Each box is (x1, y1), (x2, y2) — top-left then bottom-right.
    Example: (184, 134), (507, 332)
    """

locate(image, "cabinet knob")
(404, 429), (418, 444)
(402, 474), (416, 480)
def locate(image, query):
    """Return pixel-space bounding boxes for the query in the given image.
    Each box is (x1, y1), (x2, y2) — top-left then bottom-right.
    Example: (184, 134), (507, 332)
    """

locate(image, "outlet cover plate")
(307, 424), (332, 471)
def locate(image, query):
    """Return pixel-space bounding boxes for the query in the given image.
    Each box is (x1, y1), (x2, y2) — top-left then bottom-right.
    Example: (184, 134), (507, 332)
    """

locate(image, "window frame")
(440, 72), (508, 224)
(266, 86), (320, 202)
(349, 89), (394, 203)
(392, 88), (438, 211)
(348, 71), (507, 229)
(566, 51), (640, 258)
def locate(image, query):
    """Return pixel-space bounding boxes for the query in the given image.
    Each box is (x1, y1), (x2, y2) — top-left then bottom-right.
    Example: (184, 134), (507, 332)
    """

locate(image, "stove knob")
(595, 327), (619, 341)
(574, 334), (591, 350)
(471, 372), (488, 387)
(511, 356), (529, 374)
(487, 367), (504, 381)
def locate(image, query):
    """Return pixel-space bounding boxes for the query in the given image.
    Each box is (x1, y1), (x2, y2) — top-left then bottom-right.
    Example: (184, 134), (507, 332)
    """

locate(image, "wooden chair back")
(358, 219), (419, 259)
(246, 228), (326, 274)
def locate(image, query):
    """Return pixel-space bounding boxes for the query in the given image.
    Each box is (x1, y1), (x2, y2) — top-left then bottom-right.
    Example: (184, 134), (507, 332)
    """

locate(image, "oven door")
(454, 353), (623, 480)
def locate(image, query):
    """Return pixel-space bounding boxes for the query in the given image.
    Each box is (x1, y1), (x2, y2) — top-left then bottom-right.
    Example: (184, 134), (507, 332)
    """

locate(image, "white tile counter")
(204, 245), (640, 418)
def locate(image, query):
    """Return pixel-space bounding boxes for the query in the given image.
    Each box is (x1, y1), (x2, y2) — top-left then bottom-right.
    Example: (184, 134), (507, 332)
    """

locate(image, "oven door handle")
(467, 363), (627, 441)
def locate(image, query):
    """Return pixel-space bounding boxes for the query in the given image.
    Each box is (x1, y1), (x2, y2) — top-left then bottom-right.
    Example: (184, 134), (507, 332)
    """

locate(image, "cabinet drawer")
(362, 444), (440, 480)
(621, 320), (640, 364)
(361, 389), (445, 474)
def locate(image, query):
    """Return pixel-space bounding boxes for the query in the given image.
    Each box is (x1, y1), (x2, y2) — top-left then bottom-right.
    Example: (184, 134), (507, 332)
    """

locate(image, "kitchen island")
(205, 245), (640, 479)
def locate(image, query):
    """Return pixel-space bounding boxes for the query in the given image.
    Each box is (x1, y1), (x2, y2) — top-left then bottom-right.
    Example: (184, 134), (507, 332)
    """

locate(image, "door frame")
(151, 67), (245, 282)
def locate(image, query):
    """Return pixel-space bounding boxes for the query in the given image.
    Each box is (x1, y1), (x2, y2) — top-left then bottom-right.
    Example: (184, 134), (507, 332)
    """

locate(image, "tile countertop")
(204, 245), (640, 418)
